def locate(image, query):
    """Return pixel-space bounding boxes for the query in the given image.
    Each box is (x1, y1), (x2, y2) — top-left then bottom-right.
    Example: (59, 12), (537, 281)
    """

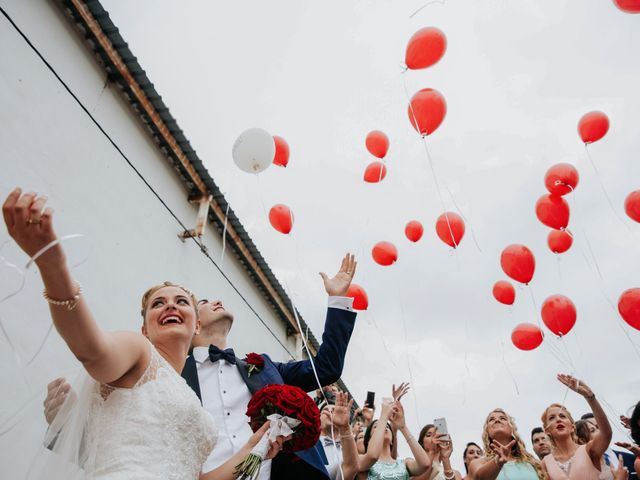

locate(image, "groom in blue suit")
(182, 253), (358, 479)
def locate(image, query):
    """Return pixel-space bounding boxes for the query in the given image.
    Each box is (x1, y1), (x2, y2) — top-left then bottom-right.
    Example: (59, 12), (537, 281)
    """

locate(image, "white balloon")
(232, 128), (275, 174)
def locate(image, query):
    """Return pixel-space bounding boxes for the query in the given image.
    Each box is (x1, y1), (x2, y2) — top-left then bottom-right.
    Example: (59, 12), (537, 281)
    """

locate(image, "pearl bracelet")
(43, 281), (83, 310)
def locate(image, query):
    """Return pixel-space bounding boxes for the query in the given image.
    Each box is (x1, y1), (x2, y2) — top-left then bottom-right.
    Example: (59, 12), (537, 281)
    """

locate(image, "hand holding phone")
(365, 391), (375, 409)
(434, 417), (450, 441)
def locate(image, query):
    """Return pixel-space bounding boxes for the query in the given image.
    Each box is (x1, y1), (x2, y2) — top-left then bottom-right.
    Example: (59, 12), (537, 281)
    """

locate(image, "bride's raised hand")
(2, 188), (64, 269)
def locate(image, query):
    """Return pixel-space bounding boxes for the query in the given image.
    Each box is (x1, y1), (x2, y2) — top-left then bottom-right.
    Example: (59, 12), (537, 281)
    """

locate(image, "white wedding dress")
(40, 343), (218, 480)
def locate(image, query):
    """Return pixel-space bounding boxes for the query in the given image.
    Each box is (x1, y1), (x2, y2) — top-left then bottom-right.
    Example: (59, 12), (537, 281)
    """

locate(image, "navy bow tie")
(208, 345), (236, 364)
(323, 437), (341, 448)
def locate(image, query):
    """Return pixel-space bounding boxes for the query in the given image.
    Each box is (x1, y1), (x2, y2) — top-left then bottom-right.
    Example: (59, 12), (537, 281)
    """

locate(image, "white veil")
(26, 370), (99, 480)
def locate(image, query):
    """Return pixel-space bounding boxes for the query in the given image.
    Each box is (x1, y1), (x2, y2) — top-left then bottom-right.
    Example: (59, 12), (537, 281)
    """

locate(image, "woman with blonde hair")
(467, 408), (544, 479)
(540, 374), (613, 480)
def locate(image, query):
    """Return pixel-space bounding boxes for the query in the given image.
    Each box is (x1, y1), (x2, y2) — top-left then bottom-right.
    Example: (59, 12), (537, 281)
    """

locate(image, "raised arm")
(391, 398), (431, 476)
(332, 391), (359, 479)
(3, 189), (147, 384)
(358, 401), (395, 472)
(557, 374), (612, 461)
(434, 434), (462, 480)
(277, 254), (358, 390)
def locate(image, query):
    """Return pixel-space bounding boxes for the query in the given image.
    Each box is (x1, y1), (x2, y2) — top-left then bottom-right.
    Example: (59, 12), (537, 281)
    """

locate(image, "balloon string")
(584, 145), (630, 232)
(367, 309), (399, 370)
(444, 183), (483, 253)
(220, 202), (230, 266)
(500, 339), (520, 395)
(420, 138), (459, 249)
(409, 0), (446, 18)
(567, 180), (640, 360)
(254, 174), (269, 220)
(25, 234), (87, 270)
(398, 287), (421, 427)
(282, 280), (345, 480)
(600, 396), (634, 441)
(401, 73), (461, 251)
(0, 234), (89, 371)
(527, 285), (542, 329)
(0, 239), (27, 303)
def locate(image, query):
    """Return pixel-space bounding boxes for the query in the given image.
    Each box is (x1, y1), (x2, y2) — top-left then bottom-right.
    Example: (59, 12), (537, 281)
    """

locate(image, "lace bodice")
(368, 459), (410, 480)
(82, 344), (218, 479)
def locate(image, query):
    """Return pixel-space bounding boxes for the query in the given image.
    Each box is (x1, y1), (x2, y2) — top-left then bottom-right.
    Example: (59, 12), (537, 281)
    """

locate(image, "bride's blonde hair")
(140, 281), (198, 320)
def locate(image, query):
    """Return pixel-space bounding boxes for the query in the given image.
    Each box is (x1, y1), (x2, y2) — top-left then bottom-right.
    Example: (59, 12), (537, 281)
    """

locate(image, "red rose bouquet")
(235, 384), (321, 479)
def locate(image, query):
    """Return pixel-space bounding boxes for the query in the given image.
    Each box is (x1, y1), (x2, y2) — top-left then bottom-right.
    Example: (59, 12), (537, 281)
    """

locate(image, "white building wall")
(0, 1), (299, 474)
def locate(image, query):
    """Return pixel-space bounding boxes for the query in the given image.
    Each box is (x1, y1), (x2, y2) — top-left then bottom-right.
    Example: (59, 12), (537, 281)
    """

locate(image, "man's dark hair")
(531, 426), (544, 442)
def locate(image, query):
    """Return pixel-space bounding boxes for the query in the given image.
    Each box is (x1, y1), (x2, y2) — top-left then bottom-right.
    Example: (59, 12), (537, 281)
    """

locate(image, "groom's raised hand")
(319, 253), (357, 297)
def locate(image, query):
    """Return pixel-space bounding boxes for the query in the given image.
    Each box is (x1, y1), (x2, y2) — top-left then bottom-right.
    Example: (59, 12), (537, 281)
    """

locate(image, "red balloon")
(535, 194), (570, 230)
(541, 295), (577, 336)
(346, 284), (369, 311)
(618, 288), (640, 330)
(613, 0), (640, 12)
(272, 136), (289, 167)
(363, 162), (387, 183)
(547, 229), (573, 254)
(500, 244), (535, 285)
(578, 111), (609, 144)
(366, 131), (389, 159)
(624, 191), (640, 223)
(493, 281), (516, 306)
(511, 323), (544, 351)
(408, 88), (447, 136)
(405, 220), (424, 242)
(544, 163), (579, 196)
(268, 204), (293, 234)
(435, 212), (464, 248)
(372, 241), (398, 266)
(405, 27), (447, 70)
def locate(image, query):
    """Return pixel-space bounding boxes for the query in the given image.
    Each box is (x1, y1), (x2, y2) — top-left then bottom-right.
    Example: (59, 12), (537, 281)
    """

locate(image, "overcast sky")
(102, 0), (640, 467)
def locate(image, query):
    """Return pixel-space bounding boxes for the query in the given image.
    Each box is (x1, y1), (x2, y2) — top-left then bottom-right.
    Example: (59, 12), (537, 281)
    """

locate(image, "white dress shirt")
(195, 296), (354, 478)
(193, 347), (271, 479)
(320, 435), (344, 480)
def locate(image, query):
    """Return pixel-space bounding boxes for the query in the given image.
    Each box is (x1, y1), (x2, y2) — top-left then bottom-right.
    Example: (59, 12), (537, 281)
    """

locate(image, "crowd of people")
(4, 186), (640, 480)
(310, 380), (639, 480)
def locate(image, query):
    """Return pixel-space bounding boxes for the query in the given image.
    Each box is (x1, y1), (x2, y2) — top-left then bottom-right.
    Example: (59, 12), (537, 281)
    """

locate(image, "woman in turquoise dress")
(467, 408), (545, 480)
(357, 385), (430, 479)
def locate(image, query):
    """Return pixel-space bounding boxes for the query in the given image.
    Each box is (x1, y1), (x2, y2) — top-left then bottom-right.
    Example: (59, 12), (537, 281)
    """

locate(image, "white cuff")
(328, 296), (354, 311)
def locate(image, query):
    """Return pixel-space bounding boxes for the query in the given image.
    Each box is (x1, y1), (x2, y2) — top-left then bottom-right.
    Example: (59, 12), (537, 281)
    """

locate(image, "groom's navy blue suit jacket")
(181, 305), (357, 479)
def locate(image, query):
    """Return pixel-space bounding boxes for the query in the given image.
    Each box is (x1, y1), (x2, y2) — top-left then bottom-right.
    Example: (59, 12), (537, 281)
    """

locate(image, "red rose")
(245, 352), (265, 368)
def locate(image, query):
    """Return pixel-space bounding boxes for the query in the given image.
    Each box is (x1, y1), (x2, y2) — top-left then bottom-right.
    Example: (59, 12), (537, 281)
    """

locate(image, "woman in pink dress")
(540, 374), (613, 480)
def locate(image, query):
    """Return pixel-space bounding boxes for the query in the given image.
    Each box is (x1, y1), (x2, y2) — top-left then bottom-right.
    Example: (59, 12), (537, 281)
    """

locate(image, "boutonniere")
(245, 352), (265, 377)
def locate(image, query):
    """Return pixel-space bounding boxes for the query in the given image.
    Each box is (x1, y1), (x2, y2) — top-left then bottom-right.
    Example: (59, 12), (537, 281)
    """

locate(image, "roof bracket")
(178, 194), (212, 242)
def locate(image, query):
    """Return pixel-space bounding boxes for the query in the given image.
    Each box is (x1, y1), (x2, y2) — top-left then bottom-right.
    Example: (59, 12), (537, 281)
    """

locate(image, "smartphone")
(365, 391), (375, 409)
(433, 417), (450, 440)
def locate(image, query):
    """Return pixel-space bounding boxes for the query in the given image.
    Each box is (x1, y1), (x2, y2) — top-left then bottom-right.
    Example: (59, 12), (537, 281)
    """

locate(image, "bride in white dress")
(3, 188), (278, 479)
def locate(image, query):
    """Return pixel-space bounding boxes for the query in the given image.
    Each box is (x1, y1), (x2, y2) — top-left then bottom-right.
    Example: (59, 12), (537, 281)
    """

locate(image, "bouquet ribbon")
(237, 414), (302, 479)
(252, 414), (301, 458)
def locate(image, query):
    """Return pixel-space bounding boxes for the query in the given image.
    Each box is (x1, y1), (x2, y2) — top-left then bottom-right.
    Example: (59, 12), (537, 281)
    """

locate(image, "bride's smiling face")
(142, 286), (200, 346)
